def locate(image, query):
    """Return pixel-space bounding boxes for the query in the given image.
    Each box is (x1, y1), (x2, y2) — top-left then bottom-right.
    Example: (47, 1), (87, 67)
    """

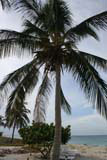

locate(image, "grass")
(0, 136), (23, 146)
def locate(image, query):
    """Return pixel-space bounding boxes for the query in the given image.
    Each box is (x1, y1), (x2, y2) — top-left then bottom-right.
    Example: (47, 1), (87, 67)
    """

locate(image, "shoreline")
(69, 144), (107, 160)
(0, 145), (107, 160)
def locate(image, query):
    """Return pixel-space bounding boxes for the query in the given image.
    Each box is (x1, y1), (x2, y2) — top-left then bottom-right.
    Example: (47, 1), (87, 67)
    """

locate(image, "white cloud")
(63, 114), (107, 135)
(0, 0), (107, 137)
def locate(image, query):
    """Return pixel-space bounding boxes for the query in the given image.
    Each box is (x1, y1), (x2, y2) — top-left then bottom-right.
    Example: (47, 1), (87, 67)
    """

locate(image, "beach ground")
(69, 144), (107, 160)
(0, 145), (107, 160)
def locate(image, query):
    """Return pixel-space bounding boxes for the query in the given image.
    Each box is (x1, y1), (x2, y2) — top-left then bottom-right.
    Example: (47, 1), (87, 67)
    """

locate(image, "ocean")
(69, 135), (107, 160)
(69, 135), (107, 146)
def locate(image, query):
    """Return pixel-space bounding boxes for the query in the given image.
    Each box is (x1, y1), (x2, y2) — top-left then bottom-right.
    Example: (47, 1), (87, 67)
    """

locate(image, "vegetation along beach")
(0, 0), (107, 160)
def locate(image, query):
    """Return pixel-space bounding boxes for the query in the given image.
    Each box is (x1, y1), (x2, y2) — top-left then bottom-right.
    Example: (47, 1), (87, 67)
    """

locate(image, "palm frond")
(0, 30), (40, 57)
(67, 51), (107, 118)
(32, 0), (72, 34)
(34, 72), (52, 122)
(79, 51), (107, 71)
(6, 85), (25, 117)
(5, 62), (39, 116)
(83, 11), (107, 30)
(65, 23), (99, 41)
(65, 11), (107, 41)
(60, 87), (71, 115)
(12, 0), (41, 21)
(6, 99), (30, 128)
(50, 0), (71, 32)
(0, 59), (39, 98)
(0, 0), (10, 10)
(22, 19), (47, 37)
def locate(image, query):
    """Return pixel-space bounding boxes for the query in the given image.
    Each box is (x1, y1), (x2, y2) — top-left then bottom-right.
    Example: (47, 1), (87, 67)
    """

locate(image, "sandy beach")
(69, 144), (107, 160)
(0, 146), (39, 160)
(0, 145), (107, 160)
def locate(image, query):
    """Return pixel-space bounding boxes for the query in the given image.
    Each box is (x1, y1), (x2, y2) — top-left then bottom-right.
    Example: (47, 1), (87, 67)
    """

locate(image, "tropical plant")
(0, 115), (5, 126)
(0, 115), (5, 136)
(0, 0), (107, 159)
(5, 99), (30, 143)
(19, 122), (71, 159)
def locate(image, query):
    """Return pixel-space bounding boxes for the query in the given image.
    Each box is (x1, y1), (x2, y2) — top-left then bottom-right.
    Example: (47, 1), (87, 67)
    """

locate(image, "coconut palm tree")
(0, 0), (107, 159)
(5, 97), (30, 143)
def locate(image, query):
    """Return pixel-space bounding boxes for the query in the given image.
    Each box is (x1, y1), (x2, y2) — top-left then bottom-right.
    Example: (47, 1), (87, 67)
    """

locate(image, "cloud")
(64, 113), (107, 135)
(0, 0), (107, 137)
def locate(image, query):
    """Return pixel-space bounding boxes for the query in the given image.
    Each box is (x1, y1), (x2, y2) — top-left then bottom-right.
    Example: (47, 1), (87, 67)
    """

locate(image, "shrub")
(62, 125), (71, 144)
(19, 122), (71, 158)
(0, 132), (3, 137)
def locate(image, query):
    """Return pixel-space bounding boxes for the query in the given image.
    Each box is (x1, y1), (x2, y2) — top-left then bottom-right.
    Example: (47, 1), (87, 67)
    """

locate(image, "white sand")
(1, 145), (107, 160)
(4, 153), (36, 160)
(69, 144), (107, 160)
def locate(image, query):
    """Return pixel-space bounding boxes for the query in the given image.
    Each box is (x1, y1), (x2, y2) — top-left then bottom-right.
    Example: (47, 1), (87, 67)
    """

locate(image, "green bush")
(19, 122), (71, 159)
(62, 125), (71, 144)
(0, 132), (3, 137)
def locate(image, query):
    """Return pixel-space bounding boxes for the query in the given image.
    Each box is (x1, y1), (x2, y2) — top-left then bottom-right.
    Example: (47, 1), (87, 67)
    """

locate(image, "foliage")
(0, 132), (3, 137)
(0, 116), (5, 127)
(0, 0), (106, 122)
(19, 122), (71, 145)
(19, 122), (71, 158)
(0, 0), (10, 9)
(5, 100), (30, 142)
(0, 136), (22, 146)
(5, 103), (30, 129)
(0, 0), (107, 159)
(62, 125), (71, 144)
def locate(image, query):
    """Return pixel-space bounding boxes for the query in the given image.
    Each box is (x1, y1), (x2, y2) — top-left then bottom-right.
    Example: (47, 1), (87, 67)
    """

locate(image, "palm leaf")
(0, 60), (40, 115)
(60, 87), (71, 115)
(5, 62), (39, 116)
(22, 19), (47, 37)
(34, 72), (52, 122)
(65, 23), (99, 41)
(46, 0), (71, 33)
(68, 51), (107, 118)
(0, 0), (10, 10)
(6, 85), (25, 117)
(6, 99), (30, 128)
(0, 30), (40, 57)
(65, 11), (107, 41)
(79, 51), (107, 71)
(12, 0), (41, 21)
(0, 59), (39, 97)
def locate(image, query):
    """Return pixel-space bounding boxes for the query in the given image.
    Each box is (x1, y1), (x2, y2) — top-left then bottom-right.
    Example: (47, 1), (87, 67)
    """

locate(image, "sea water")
(69, 135), (107, 160)
(69, 135), (107, 146)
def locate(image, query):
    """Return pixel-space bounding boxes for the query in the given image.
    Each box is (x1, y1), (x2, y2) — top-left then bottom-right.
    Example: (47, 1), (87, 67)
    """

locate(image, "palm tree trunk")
(11, 122), (16, 143)
(51, 65), (61, 160)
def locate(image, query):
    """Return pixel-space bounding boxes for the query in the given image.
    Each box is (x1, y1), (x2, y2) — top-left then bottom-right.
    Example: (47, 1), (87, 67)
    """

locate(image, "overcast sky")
(1, 0), (107, 137)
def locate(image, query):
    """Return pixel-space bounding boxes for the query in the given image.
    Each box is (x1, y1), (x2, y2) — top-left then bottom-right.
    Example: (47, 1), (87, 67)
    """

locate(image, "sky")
(0, 0), (107, 137)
